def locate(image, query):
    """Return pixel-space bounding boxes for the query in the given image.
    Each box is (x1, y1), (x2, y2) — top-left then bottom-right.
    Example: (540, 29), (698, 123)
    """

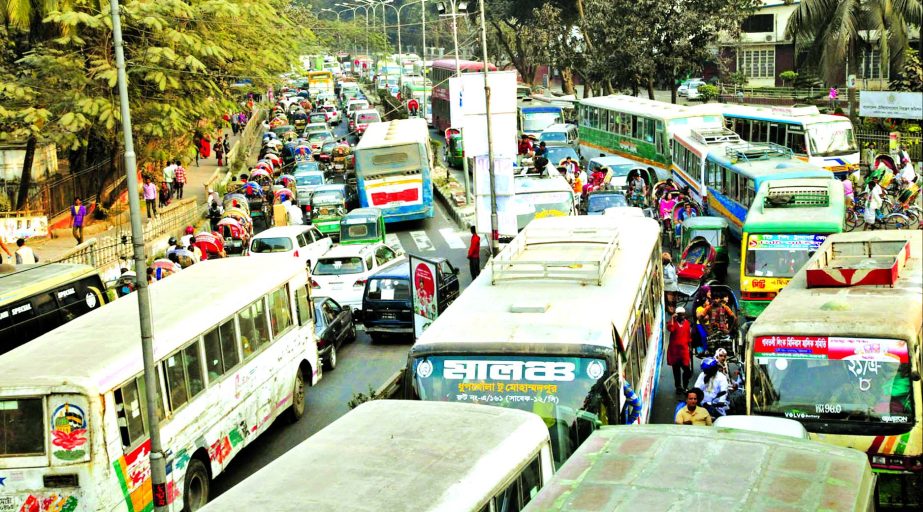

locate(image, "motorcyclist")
(693, 358), (729, 418)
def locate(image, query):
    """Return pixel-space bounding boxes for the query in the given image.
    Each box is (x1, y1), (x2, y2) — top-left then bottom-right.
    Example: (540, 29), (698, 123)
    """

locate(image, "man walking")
(142, 177), (158, 219)
(173, 160), (187, 199)
(70, 198), (87, 245)
(467, 226), (481, 279)
(162, 160), (176, 199)
(14, 238), (38, 264)
(214, 136), (225, 167)
(666, 306), (693, 394)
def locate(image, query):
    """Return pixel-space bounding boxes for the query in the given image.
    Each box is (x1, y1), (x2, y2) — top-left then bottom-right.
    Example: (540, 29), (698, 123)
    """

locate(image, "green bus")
(739, 177), (845, 318)
(577, 95), (724, 180)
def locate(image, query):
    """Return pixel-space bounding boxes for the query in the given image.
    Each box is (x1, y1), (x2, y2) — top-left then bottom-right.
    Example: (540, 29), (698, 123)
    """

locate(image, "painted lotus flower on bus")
(50, 402), (88, 461)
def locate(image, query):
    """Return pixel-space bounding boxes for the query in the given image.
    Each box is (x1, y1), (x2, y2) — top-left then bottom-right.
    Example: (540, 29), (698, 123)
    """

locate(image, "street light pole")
(439, 0), (470, 202)
(421, 0), (428, 120)
(478, 0), (499, 256)
(108, 0), (168, 510)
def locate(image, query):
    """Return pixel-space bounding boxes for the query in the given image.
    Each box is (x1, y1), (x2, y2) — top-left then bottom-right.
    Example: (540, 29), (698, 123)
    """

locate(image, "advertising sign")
(754, 335), (909, 362)
(0, 215), (49, 242)
(448, 71), (518, 158)
(410, 255), (440, 339)
(859, 91), (923, 120)
(747, 234), (827, 250)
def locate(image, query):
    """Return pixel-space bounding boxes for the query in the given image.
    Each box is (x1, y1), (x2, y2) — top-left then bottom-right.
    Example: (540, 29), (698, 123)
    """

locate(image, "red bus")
(430, 59), (498, 132)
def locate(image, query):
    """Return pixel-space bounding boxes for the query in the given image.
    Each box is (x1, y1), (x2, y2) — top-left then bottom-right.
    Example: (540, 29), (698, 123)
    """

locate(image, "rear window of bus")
(0, 397), (45, 456)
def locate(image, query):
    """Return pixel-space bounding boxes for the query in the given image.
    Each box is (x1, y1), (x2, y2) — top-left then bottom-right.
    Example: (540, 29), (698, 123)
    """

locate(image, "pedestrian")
(173, 160), (187, 199)
(222, 135), (230, 155)
(14, 238), (38, 265)
(162, 160), (176, 199)
(193, 132), (202, 166)
(142, 177), (157, 218)
(214, 136), (225, 166)
(407, 97), (419, 117)
(0, 238), (12, 264)
(199, 134), (211, 159)
(159, 181), (171, 209)
(467, 226), (481, 279)
(70, 198), (87, 245)
(865, 176), (884, 225)
(231, 115), (240, 136)
(662, 252), (678, 314)
(829, 87), (839, 109)
(208, 201), (222, 231)
(666, 306), (693, 394)
(222, 112), (231, 130)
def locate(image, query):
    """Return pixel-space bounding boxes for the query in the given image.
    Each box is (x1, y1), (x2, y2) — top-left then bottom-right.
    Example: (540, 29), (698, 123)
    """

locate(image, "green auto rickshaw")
(676, 215), (731, 280)
(339, 207), (386, 245)
(444, 127), (464, 168)
(309, 184), (349, 240)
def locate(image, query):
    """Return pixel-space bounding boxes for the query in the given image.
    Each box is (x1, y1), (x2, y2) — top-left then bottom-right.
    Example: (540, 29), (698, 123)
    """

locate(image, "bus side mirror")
(911, 371), (921, 382)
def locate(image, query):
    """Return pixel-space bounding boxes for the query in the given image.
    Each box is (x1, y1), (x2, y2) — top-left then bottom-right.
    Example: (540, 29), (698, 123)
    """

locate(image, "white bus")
(721, 104), (860, 176)
(0, 258), (321, 512)
(405, 215), (665, 467)
(201, 400), (554, 512)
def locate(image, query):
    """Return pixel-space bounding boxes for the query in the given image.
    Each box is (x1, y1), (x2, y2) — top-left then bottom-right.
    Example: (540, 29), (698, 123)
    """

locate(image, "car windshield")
(540, 131), (567, 142)
(523, 112), (562, 133)
(358, 113), (380, 123)
(807, 123), (858, 157)
(314, 256), (364, 275)
(412, 355), (609, 467)
(296, 174), (323, 186)
(312, 191), (344, 204)
(366, 278), (411, 301)
(250, 237), (294, 253)
(588, 194), (628, 211)
(0, 397), (45, 456)
(744, 233), (827, 278)
(322, 142), (338, 152)
(514, 190), (574, 229)
(606, 164), (633, 177)
(309, 132), (332, 142)
(750, 336), (914, 429)
(544, 147), (579, 163)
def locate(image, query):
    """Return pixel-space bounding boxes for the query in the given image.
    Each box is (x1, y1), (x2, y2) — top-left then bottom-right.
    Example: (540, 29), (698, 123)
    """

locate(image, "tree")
(786, 0), (923, 85)
(890, 47), (923, 90)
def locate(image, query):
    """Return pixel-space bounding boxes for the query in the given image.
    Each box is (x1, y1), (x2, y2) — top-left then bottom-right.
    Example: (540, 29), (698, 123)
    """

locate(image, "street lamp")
(381, 1), (418, 78)
(363, 0), (393, 45)
(436, 0), (469, 77)
(320, 7), (343, 22)
(339, 2), (371, 56)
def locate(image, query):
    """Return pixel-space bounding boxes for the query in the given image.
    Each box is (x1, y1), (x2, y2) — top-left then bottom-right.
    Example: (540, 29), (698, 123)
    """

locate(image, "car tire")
(324, 345), (338, 371)
(349, 323), (357, 343)
(182, 458), (209, 512)
(286, 367), (306, 423)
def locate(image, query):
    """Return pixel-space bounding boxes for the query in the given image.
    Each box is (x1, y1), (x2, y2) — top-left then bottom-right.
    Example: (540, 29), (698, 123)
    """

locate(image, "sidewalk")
(32, 128), (243, 263)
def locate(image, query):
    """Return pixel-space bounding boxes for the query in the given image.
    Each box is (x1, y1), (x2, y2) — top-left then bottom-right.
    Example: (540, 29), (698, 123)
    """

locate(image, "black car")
(361, 257), (459, 342)
(581, 190), (628, 215)
(312, 296), (356, 370)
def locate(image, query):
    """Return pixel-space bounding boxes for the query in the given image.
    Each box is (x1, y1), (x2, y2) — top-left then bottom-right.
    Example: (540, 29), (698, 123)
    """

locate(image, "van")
(539, 123), (579, 154)
(360, 258), (459, 341)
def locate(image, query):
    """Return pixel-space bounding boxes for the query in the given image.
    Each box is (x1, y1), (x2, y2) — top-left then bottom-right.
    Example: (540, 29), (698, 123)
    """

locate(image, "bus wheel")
(287, 367), (306, 423)
(182, 459), (210, 511)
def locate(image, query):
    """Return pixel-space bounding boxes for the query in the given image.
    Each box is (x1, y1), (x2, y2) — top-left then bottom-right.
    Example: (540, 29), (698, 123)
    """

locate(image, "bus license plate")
(381, 312), (397, 320)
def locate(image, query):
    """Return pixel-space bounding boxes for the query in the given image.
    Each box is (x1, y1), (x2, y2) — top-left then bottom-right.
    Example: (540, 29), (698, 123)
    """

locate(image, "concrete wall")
(0, 143), (58, 181)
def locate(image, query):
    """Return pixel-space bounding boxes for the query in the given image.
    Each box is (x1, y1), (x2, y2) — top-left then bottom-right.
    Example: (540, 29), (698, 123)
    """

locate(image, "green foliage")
(697, 84), (720, 102)
(729, 71), (749, 87)
(779, 70), (798, 85)
(890, 48), (923, 92)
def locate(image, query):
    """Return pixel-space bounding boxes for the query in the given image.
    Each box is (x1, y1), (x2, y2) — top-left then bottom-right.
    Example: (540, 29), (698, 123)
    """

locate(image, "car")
(586, 155), (639, 191)
(360, 258), (459, 342)
(312, 296), (356, 370)
(346, 99), (370, 117)
(302, 122), (329, 137)
(543, 146), (582, 167)
(677, 78), (705, 97)
(539, 123), (580, 153)
(310, 242), (405, 310)
(316, 140), (339, 165)
(307, 130), (335, 152)
(350, 108), (381, 136)
(322, 104), (341, 124)
(293, 169), (326, 208)
(581, 190), (629, 215)
(247, 225), (332, 271)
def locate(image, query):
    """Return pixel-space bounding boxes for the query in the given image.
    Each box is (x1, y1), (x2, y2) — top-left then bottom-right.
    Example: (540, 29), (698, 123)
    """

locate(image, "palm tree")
(785, 0), (922, 84)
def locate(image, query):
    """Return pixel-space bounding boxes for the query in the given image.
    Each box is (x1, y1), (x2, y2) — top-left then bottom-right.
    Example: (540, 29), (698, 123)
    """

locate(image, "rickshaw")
(671, 199), (703, 240)
(274, 188), (295, 203)
(309, 185), (349, 240)
(675, 236), (717, 303)
(194, 232), (226, 259)
(291, 110), (308, 131)
(293, 144), (312, 163)
(268, 119), (290, 132)
(242, 182), (273, 229)
(444, 127), (464, 168)
(218, 217), (250, 255)
(677, 216), (731, 280)
(339, 207), (386, 245)
(151, 259), (179, 280)
(222, 193), (250, 215)
(625, 167), (657, 207)
(264, 153), (283, 171)
(251, 168), (274, 189)
(254, 161), (274, 174)
(690, 282), (742, 362)
(652, 180), (681, 205)
(331, 143), (354, 172)
(276, 174), (296, 189)
(222, 207), (253, 234)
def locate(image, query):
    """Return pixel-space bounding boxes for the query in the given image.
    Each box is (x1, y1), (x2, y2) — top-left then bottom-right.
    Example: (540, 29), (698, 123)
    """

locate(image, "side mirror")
(911, 371), (921, 382)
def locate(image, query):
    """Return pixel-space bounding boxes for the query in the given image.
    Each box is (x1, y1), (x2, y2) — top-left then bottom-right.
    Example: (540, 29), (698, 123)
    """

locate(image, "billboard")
(859, 91), (923, 120)
(448, 71), (518, 158)
(410, 255), (441, 339)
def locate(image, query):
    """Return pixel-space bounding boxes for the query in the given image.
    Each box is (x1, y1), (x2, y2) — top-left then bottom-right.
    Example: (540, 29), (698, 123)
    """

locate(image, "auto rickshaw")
(309, 185), (349, 240)
(331, 143), (354, 172)
(339, 207), (386, 245)
(218, 217), (250, 255)
(444, 127), (464, 168)
(677, 216), (731, 280)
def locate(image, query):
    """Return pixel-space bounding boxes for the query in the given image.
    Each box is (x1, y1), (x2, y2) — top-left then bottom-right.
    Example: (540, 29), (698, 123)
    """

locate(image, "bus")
(747, 231), (922, 505)
(0, 258), (321, 511)
(0, 263), (109, 355)
(200, 400), (554, 511)
(518, 105), (563, 138)
(671, 135), (837, 238)
(354, 118), (434, 223)
(306, 70), (334, 97)
(405, 215), (665, 467)
(739, 177), (844, 318)
(577, 95), (724, 180)
(721, 104), (860, 176)
(430, 59), (497, 132)
(523, 424), (877, 512)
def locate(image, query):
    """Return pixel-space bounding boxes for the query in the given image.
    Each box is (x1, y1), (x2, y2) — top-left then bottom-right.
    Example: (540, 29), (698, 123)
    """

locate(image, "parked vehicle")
(247, 225), (332, 271)
(310, 242), (405, 310)
(339, 207), (386, 245)
(677, 78), (705, 97)
(312, 296), (356, 370)
(539, 123), (580, 154)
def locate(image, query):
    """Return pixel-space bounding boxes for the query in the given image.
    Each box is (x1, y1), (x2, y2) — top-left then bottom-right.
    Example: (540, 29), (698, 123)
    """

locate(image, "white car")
(303, 122), (329, 137)
(322, 105), (341, 124)
(310, 243), (405, 310)
(248, 225), (333, 271)
(677, 78), (705, 97)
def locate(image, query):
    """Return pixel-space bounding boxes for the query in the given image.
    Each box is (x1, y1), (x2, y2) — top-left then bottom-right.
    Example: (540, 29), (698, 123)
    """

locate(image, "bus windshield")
(750, 336), (914, 429)
(807, 123), (857, 157)
(412, 354), (608, 466)
(744, 233), (827, 278)
(523, 113), (562, 133)
(514, 191), (574, 229)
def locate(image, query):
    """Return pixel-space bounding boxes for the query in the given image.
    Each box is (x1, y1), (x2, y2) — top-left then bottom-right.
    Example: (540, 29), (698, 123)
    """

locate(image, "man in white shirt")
(14, 238), (38, 264)
(899, 158), (917, 188)
(162, 162), (177, 199)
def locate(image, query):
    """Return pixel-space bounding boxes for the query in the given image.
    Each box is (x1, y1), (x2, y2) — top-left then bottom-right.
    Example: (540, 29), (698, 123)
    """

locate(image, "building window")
(738, 48), (775, 79)
(860, 48), (888, 79)
(742, 14), (774, 33)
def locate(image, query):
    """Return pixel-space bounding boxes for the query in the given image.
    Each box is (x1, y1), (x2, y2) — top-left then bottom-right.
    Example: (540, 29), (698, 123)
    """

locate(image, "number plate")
(334, 164), (344, 170)
(381, 312), (397, 320)
(330, 283), (343, 290)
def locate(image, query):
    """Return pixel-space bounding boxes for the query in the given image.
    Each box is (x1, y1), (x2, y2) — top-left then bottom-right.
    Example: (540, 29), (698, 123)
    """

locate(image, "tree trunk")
(670, 67), (678, 104)
(15, 136), (37, 211)
(647, 77), (655, 100)
(562, 68), (576, 95)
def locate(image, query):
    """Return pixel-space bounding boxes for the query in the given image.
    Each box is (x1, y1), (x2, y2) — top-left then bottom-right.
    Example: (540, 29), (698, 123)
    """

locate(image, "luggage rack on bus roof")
(763, 181), (830, 208)
(690, 128), (741, 145)
(490, 222), (620, 286)
(805, 233), (914, 288)
(725, 142), (793, 162)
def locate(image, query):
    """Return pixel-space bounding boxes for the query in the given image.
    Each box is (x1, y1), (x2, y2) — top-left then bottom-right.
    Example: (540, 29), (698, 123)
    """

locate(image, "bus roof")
(743, 177), (845, 233)
(411, 215), (660, 357)
(200, 400), (550, 512)
(706, 147), (832, 183)
(578, 94), (723, 121)
(519, 105), (563, 114)
(524, 425), (875, 512)
(721, 104), (855, 127)
(0, 258), (307, 393)
(431, 59), (496, 71)
(749, 230), (923, 342)
(0, 263), (98, 305)
(354, 118), (429, 151)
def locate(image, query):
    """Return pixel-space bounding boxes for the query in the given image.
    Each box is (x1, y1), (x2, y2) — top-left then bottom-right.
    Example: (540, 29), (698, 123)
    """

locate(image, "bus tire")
(182, 458), (210, 512)
(287, 366), (307, 423)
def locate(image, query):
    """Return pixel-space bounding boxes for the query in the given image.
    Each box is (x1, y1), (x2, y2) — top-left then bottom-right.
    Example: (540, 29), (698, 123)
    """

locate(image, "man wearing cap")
(667, 306), (693, 394)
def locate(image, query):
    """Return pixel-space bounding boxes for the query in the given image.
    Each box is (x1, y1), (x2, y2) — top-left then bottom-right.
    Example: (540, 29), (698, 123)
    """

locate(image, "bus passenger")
(675, 387), (712, 426)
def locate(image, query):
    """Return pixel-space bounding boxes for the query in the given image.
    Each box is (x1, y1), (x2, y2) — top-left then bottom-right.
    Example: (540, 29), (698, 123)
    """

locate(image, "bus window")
(607, 110), (618, 133)
(0, 397), (44, 456)
(619, 113), (631, 135)
(630, 116), (639, 140)
(598, 110), (609, 132)
(268, 286), (293, 338)
(768, 123), (785, 147)
(786, 128), (807, 155)
(588, 107), (598, 130)
(116, 373), (164, 447)
(295, 286), (312, 326)
(744, 179), (756, 207)
(655, 122), (665, 155)
(239, 298), (270, 357)
(643, 118), (655, 143)
(751, 120), (767, 143)
(726, 170), (739, 201)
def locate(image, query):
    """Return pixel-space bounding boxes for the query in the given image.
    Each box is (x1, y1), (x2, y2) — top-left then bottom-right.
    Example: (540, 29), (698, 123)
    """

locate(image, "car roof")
(252, 225), (311, 239)
(314, 184), (346, 192)
(370, 263), (411, 279)
(294, 169), (324, 176)
(355, 109), (379, 115)
(320, 243), (384, 258)
(542, 123), (575, 132)
(590, 155), (638, 166)
(588, 190), (626, 197)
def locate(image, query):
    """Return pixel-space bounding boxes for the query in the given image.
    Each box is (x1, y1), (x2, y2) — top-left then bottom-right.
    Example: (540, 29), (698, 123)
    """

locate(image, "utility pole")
(421, 0), (427, 126)
(108, 0), (168, 510)
(478, 0), (498, 256)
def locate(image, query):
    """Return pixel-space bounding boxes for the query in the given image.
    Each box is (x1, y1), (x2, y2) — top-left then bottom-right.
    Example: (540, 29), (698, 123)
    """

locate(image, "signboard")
(410, 255), (441, 339)
(0, 215), (49, 242)
(747, 233), (826, 250)
(754, 335), (909, 362)
(859, 91), (923, 120)
(448, 71), (518, 158)
(474, 155), (517, 236)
